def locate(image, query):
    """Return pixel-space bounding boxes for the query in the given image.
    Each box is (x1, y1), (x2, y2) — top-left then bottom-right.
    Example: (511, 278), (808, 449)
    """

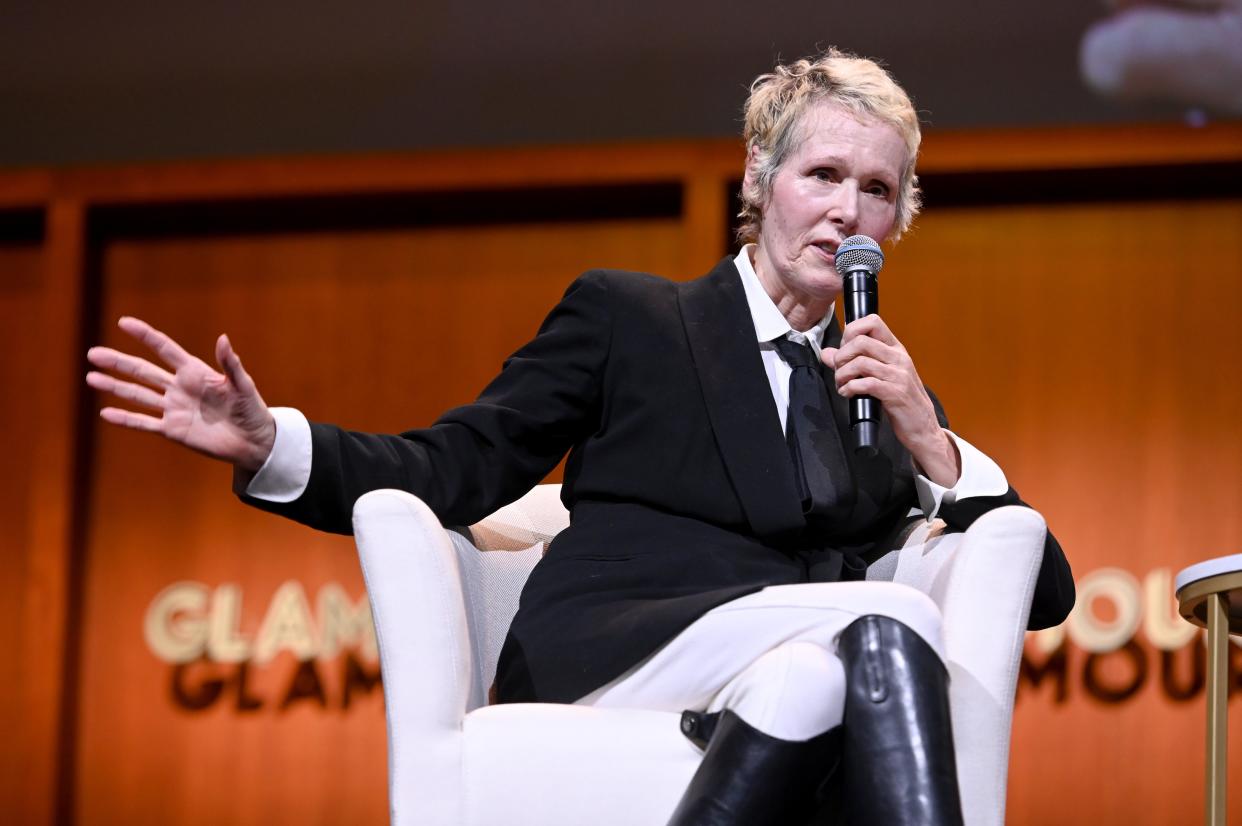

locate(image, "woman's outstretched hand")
(86, 317), (276, 472)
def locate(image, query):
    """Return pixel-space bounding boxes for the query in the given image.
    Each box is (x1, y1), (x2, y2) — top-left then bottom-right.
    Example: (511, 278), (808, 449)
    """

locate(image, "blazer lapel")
(677, 259), (806, 539)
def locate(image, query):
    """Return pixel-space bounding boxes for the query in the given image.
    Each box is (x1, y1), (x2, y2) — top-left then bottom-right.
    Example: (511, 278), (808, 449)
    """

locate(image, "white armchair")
(352, 484), (1046, 826)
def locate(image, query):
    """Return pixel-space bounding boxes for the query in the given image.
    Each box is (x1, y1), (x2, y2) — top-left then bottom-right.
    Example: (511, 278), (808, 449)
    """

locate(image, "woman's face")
(750, 100), (906, 309)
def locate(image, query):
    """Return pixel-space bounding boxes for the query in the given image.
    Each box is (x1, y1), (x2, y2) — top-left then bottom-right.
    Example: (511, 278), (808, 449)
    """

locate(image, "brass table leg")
(1205, 592), (1228, 826)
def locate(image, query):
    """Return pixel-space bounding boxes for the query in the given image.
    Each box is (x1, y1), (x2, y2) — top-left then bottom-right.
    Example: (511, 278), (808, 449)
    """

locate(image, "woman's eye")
(812, 168), (836, 182)
(865, 183), (892, 198)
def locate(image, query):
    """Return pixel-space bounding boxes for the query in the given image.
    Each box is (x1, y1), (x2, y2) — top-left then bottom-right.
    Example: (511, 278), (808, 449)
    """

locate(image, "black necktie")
(772, 335), (848, 517)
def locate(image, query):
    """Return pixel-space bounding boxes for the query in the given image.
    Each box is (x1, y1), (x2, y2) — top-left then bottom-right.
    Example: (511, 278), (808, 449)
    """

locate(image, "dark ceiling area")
(0, 0), (1212, 169)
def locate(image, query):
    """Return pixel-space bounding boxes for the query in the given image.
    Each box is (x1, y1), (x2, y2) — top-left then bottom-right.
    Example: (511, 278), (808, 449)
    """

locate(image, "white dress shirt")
(247, 251), (1008, 520)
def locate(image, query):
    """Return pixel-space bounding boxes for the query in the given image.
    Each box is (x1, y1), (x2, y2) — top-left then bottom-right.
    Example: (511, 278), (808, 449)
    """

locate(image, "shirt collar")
(734, 245), (834, 353)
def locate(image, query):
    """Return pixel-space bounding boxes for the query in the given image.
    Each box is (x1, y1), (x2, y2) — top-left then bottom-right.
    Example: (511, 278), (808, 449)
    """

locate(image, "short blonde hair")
(738, 48), (922, 244)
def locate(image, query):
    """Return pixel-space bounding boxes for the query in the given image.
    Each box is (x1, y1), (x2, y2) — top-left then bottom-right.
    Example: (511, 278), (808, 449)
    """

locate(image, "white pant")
(574, 581), (944, 741)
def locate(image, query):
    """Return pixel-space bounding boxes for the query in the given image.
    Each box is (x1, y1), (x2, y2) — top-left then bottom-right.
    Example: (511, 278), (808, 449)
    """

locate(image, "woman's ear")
(742, 144), (764, 206)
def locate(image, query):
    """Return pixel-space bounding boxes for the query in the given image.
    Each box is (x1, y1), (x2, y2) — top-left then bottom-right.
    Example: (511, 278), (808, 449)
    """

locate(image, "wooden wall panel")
(75, 218), (683, 824)
(886, 199), (1242, 826)
(0, 240), (50, 820)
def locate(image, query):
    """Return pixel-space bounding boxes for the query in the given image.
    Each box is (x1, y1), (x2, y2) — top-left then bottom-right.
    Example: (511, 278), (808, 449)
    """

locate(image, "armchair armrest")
(353, 489), (475, 823)
(874, 505), (1047, 826)
(884, 506), (1045, 685)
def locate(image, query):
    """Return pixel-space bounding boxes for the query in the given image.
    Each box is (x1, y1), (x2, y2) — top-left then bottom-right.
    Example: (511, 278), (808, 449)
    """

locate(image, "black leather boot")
(836, 614), (964, 826)
(666, 709), (842, 826)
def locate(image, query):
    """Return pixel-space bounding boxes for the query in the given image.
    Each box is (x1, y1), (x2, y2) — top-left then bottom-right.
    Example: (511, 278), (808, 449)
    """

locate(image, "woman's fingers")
(837, 376), (885, 399)
(117, 316), (195, 370)
(86, 346), (176, 389)
(824, 319), (922, 407)
(832, 355), (894, 389)
(840, 314), (899, 347)
(215, 333), (257, 396)
(831, 334), (900, 374)
(99, 406), (165, 433)
(86, 370), (165, 411)
(823, 315), (949, 472)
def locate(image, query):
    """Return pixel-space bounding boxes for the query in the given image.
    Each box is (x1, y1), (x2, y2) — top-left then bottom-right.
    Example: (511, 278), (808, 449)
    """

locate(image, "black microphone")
(834, 234), (884, 455)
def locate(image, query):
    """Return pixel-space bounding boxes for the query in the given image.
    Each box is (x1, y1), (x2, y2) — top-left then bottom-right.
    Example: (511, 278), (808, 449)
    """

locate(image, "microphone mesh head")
(834, 234), (884, 275)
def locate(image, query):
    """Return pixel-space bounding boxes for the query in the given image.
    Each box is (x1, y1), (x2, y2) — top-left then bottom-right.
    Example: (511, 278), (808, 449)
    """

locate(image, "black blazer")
(242, 258), (1075, 704)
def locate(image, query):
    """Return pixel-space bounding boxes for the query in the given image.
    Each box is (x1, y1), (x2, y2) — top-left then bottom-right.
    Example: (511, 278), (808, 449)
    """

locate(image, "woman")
(88, 48), (1073, 826)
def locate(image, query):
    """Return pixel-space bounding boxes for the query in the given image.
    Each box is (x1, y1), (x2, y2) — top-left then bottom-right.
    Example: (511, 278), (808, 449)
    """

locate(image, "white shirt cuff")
(242, 407), (312, 502)
(914, 430), (1008, 522)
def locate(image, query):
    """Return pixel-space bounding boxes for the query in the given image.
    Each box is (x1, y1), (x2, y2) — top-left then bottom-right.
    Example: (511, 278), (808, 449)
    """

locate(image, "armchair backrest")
(449, 484), (570, 707)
